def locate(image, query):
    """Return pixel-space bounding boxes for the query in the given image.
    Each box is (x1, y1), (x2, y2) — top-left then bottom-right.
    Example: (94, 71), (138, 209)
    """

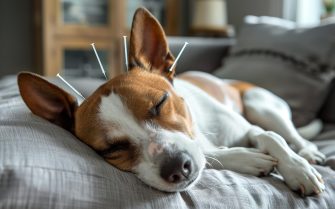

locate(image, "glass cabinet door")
(61, 0), (108, 26)
(63, 49), (109, 78)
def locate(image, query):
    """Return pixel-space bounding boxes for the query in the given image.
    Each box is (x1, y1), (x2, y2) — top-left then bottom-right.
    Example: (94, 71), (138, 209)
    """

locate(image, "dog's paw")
(211, 147), (278, 176)
(277, 155), (325, 196)
(298, 148), (326, 164)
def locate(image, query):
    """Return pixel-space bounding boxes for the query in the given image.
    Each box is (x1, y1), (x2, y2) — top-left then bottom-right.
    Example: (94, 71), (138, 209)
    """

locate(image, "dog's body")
(18, 8), (325, 196)
(177, 71), (324, 179)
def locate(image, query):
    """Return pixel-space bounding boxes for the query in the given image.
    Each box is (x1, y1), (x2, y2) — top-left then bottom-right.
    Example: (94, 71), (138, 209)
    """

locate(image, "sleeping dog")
(18, 8), (325, 196)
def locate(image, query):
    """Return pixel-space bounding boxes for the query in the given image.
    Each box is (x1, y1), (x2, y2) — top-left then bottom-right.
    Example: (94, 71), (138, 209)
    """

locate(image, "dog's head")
(18, 8), (206, 192)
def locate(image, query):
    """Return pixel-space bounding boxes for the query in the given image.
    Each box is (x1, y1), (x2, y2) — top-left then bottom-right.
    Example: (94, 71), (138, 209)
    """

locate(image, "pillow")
(168, 37), (234, 74)
(214, 17), (335, 127)
(1, 76), (335, 208)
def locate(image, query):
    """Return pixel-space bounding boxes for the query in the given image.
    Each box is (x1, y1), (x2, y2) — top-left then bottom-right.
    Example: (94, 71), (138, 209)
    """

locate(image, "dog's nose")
(160, 152), (193, 183)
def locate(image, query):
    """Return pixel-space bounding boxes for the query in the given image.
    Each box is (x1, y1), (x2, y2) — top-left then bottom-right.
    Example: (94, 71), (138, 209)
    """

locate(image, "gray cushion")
(1, 77), (335, 208)
(315, 140), (335, 170)
(214, 19), (335, 127)
(168, 37), (235, 74)
(319, 80), (335, 123)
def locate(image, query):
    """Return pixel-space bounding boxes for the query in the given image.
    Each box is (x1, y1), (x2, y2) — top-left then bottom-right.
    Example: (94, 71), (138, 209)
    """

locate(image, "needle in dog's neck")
(123, 36), (129, 73)
(91, 43), (108, 80)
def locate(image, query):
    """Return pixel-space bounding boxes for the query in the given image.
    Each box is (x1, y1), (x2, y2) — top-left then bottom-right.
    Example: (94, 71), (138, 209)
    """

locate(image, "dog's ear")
(17, 72), (78, 131)
(129, 7), (175, 82)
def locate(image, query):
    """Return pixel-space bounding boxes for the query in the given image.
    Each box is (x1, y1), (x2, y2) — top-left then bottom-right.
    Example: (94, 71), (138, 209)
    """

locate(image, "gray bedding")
(1, 77), (335, 209)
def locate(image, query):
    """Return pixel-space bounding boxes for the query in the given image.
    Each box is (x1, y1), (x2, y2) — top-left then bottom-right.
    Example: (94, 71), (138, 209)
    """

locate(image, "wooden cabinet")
(34, 0), (180, 78)
(34, 0), (125, 78)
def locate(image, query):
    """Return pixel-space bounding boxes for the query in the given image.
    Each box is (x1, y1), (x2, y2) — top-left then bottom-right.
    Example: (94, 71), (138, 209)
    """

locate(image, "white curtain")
(283, 0), (322, 27)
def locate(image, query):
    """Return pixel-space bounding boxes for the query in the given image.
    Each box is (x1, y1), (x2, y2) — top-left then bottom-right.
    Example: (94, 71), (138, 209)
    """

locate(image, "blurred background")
(0, 0), (334, 79)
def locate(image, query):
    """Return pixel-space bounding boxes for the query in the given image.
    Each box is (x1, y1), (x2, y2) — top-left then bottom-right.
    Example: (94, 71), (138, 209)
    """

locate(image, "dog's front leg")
(243, 87), (325, 164)
(205, 147), (278, 176)
(247, 126), (325, 196)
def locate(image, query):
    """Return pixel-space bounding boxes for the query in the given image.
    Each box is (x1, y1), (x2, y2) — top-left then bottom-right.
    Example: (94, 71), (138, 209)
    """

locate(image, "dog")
(18, 8), (325, 196)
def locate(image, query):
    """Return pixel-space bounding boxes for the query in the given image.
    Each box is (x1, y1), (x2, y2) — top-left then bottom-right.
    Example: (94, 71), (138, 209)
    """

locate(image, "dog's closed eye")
(97, 140), (131, 158)
(149, 92), (169, 117)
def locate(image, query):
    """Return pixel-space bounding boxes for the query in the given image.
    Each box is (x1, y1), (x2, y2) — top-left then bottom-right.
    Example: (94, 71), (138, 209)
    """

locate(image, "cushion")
(1, 76), (335, 208)
(168, 37), (234, 74)
(319, 80), (335, 123)
(214, 16), (335, 127)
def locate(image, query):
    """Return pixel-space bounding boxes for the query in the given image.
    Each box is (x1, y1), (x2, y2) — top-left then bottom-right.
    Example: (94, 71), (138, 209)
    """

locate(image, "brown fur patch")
(114, 68), (194, 138)
(105, 146), (140, 171)
(102, 137), (140, 171)
(229, 81), (255, 95)
(178, 72), (244, 113)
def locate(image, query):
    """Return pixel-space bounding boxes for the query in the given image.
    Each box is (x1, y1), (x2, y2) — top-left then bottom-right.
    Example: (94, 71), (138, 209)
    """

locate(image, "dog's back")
(178, 71), (254, 115)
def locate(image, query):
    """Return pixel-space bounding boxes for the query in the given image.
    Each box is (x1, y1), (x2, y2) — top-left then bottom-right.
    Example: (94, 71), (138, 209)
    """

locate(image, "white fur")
(99, 93), (148, 142)
(243, 88), (325, 163)
(98, 79), (325, 195)
(173, 79), (325, 195)
(206, 147), (277, 176)
(135, 128), (206, 192)
(174, 79), (251, 148)
(99, 92), (206, 192)
(248, 127), (325, 194)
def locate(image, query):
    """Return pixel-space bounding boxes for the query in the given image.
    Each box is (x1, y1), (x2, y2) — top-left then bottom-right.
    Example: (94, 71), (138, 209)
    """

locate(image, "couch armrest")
(168, 37), (235, 74)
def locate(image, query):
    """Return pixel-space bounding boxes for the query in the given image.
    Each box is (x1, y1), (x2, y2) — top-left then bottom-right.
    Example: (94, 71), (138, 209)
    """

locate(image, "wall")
(0, 0), (33, 78)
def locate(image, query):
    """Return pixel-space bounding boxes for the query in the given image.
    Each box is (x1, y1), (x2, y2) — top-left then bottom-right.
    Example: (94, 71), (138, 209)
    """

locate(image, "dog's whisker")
(205, 156), (224, 169)
(198, 130), (217, 137)
(195, 181), (225, 191)
(201, 130), (216, 134)
(202, 132), (216, 137)
(206, 161), (213, 168)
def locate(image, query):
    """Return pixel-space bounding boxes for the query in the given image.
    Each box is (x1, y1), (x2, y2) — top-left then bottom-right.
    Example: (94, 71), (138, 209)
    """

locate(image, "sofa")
(1, 22), (335, 208)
